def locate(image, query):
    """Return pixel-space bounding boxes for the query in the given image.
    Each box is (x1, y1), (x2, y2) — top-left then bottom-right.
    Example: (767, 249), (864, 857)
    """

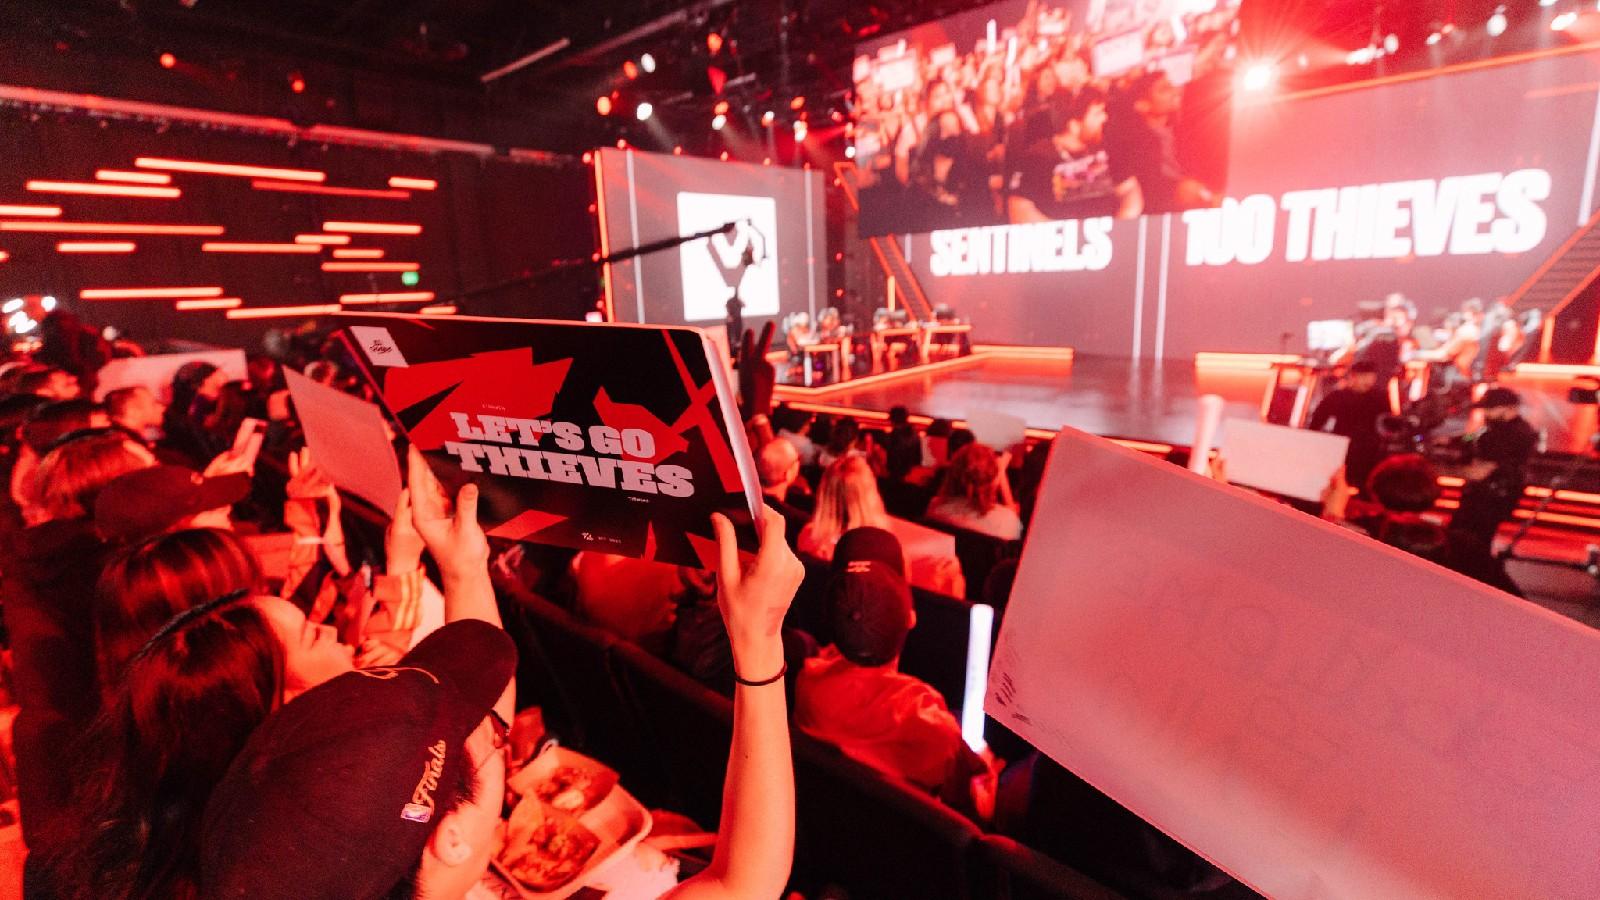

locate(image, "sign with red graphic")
(339, 313), (762, 568)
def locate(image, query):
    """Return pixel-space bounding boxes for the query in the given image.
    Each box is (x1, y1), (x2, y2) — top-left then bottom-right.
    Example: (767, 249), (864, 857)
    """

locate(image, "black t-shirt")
(1474, 416), (1539, 485)
(1104, 109), (1182, 211)
(1308, 387), (1389, 446)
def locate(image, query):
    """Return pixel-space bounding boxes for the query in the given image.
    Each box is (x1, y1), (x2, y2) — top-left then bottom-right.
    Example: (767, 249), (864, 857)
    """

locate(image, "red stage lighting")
(27, 180), (181, 199)
(321, 221), (422, 235)
(202, 242), (322, 254)
(81, 286), (224, 300)
(0, 205), (62, 218)
(338, 291), (435, 304)
(789, 96), (805, 110)
(175, 298), (243, 310)
(388, 176), (437, 190)
(159, 52), (176, 69)
(332, 248), (384, 259)
(95, 170), (171, 185)
(623, 60), (639, 80)
(135, 157), (325, 183)
(720, 151), (730, 161)
(226, 304), (340, 319)
(289, 73), (306, 93)
(57, 242), (136, 253)
(706, 32), (724, 55)
(320, 261), (419, 272)
(714, 100), (730, 115)
(597, 95), (614, 115)
(294, 234), (350, 245)
(582, 151), (594, 164)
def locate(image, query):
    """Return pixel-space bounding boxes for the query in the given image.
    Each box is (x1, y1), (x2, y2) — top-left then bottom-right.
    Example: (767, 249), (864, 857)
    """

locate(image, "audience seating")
(509, 588), (1119, 899)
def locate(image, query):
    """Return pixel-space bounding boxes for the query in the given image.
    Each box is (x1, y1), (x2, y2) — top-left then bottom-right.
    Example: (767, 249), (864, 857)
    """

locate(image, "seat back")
(901, 586), (982, 713)
(973, 834), (1127, 900)
(951, 528), (1023, 604)
(790, 729), (981, 900)
(610, 641), (732, 829)
(513, 595), (668, 806)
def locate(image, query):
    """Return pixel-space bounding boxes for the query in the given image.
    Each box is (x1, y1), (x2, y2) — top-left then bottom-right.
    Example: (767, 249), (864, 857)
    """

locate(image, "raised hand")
(406, 445), (488, 580)
(385, 487), (426, 573)
(710, 506), (803, 680)
(285, 446), (334, 500)
(737, 321), (777, 424)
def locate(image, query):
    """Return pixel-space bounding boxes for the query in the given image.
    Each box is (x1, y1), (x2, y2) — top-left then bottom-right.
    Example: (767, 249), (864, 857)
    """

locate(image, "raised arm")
(665, 507), (803, 900)
(406, 445), (511, 721)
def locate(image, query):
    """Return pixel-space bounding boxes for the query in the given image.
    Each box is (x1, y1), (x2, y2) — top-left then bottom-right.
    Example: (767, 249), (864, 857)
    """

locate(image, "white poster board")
(1220, 418), (1350, 502)
(94, 349), (248, 402)
(284, 369), (402, 514)
(965, 407), (1028, 452)
(988, 428), (1600, 900)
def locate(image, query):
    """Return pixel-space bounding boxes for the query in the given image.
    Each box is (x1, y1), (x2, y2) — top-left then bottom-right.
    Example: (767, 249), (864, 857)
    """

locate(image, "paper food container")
(493, 747), (653, 899)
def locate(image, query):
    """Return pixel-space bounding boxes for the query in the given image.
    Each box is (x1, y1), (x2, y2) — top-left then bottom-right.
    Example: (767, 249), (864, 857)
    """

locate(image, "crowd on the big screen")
(0, 305), (1556, 899)
(853, 0), (1242, 234)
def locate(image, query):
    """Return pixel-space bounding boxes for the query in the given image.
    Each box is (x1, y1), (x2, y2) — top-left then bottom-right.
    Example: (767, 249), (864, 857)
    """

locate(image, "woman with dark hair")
(39, 592), (288, 900)
(925, 443), (1023, 540)
(93, 528), (265, 707)
(161, 361), (227, 467)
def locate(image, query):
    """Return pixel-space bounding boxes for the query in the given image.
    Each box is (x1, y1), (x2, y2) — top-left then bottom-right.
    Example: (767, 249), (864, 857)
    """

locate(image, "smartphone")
(231, 417), (268, 470)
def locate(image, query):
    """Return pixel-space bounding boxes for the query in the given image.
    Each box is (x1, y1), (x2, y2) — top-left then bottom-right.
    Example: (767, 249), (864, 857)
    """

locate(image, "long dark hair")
(94, 528), (264, 707)
(41, 593), (286, 900)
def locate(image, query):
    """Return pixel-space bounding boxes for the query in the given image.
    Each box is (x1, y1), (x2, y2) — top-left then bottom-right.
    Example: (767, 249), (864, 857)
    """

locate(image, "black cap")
(827, 555), (914, 666)
(200, 620), (516, 900)
(832, 526), (906, 577)
(94, 465), (250, 542)
(1471, 387), (1521, 409)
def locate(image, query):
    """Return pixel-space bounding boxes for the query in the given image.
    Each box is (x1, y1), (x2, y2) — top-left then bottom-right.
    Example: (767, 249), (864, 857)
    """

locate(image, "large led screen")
(595, 148), (825, 332)
(852, 0), (1243, 237)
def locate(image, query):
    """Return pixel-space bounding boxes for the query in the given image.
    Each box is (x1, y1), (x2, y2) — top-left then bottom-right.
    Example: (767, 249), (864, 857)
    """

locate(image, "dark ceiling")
(0, 0), (1573, 154)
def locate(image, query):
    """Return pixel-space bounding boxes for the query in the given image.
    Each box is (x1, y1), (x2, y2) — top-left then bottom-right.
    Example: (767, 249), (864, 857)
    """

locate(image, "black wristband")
(734, 661), (787, 687)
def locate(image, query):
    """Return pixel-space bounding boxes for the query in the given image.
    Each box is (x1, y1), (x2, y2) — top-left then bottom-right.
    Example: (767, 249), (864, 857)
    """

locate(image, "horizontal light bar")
(972, 344), (1076, 361)
(57, 241), (136, 253)
(201, 242), (322, 254)
(175, 297), (243, 310)
(1, 221), (223, 235)
(0, 204), (63, 217)
(81, 286), (224, 299)
(0, 250), (8, 263)
(321, 261), (419, 272)
(322, 221), (422, 235)
(135, 157), (325, 183)
(331, 248), (383, 258)
(225, 303), (341, 319)
(419, 304), (458, 315)
(339, 291), (436, 304)
(96, 169), (173, 185)
(294, 234), (351, 245)
(1508, 363), (1600, 378)
(27, 180), (181, 198)
(251, 180), (410, 200)
(388, 176), (437, 190)
(1193, 352), (1302, 371)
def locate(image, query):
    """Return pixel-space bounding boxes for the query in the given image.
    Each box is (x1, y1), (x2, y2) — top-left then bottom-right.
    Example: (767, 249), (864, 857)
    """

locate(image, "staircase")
(1509, 208), (1600, 362)
(833, 162), (935, 323)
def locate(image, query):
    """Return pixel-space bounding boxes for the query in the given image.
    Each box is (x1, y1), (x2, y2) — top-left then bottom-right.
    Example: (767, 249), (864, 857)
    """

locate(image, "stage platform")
(775, 353), (1599, 455)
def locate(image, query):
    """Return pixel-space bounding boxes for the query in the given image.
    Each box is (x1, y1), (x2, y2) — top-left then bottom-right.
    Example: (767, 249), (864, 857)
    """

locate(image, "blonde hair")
(936, 443), (1001, 515)
(809, 456), (889, 549)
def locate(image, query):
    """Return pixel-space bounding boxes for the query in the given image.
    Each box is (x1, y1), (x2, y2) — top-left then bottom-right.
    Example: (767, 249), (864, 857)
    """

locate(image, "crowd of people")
(0, 305), (1557, 900)
(853, 0), (1241, 233)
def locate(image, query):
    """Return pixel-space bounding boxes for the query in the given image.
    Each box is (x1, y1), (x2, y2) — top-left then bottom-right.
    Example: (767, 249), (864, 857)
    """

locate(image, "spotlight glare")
(1487, 7), (1507, 37)
(711, 113), (727, 130)
(1552, 11), (1578, 30)
(636, 101), (653, 121)
(760, 110), (775, 126)
(1383, 33), (1399, 53)
(42, 295), (56, 311)
(623, 60), (639, 79)
(845, 145), (857, 159)
(640, 53), (657, 73)
(597, 95), (613, 116)
(793, 119), (808, 140)
(1241, 61), (1278, 91)
(159, 52), (176, 69)
(1540, 0), (1557, 7)
(1426, 30), (1442, 45)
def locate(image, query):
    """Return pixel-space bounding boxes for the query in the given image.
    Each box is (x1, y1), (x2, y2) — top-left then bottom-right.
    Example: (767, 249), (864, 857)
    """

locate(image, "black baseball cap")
(1471, 387), (1521, 410)
(94, 464), (250, 542)
(828, 528), (914, 667)
(832, 526), (907, 577)
(200, 620), (516, 900)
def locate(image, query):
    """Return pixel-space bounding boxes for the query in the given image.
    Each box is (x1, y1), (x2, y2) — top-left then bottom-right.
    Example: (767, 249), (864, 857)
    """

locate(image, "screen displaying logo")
(676, 192), (779, 322)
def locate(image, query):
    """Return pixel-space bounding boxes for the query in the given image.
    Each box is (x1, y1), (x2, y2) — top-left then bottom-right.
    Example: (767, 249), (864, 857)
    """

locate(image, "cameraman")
(1453, 387), (1540, 548)
(1308, 361), (1389, 492)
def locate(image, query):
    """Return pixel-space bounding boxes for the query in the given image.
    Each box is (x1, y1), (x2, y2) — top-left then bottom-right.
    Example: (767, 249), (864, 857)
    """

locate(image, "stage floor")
(782, 354), (1598, 454)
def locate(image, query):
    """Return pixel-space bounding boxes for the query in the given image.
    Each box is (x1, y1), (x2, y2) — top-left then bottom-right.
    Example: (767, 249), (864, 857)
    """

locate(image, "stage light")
(1553, 11), (1578, 30)
(2, 299), (21, 313)
(714, 100), (730, 115)
(597, 95), (613, 115)
(712, 113), (727, 130)
(636, 101), (653, 121)
(175, 298), (242, 310)
(401, 270), (421, 287)
(41, 296), (55, 311)
(673, 145), (683, 155)
(793, 119), (808, 141)
(294, 234), (349, 244)
(201, 242), (321, 254)
(27, 181), (181, 198)
(332, 248), (383, 259)
(719, 150), (729, 161)
(159, 52), (176, 69)
(135, 157), (325, 182)
(0, 252), (8, 263)
(1426, 30), (1443, 45)
(1241, 62), (1277, 91)
(617, 139), (627, 148)
(320, 261), (419, 272)
(1383, 33), (1399, 53)
(623, 60), (639, 80)
(845, 145), (857, 159)
(0, 205), (62, 217)
(789, 96), (805, 110)
(762, 157), (771, 166)
(707, 32), (724, 55)
(339, 291), (435, 304)
(582, 151), (593, 164)
(289, 73), (306, 94)
(1540, 0), (1557, 7)
(81, 286), (223, 300)
(95, 170), (171, 185)
(321, 221), (422, 234)
(388, 176), (436, 190)
(760, 110), (775, 126)
(640, 53), (656, 73)
(1345, 46), (1377, 65)
(57, 241), (136, 253)
(1487, 6), (1507, 37)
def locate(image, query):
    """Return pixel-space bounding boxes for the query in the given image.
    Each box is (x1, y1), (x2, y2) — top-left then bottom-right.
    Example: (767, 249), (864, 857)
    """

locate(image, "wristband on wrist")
(734, 661), (787, 687)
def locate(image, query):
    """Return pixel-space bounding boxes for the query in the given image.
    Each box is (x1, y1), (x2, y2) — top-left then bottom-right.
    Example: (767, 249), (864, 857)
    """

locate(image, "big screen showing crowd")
(852, 0), (1242, 237)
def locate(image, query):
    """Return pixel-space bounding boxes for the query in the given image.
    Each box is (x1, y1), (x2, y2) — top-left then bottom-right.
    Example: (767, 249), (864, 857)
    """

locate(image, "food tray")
(493, 747), (652, 899)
